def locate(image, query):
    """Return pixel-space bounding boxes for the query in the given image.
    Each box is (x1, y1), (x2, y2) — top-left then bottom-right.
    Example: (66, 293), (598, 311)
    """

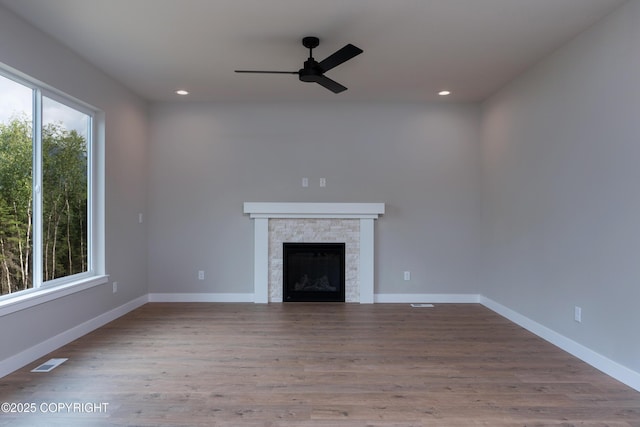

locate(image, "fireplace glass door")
(283, 243), (345, 302)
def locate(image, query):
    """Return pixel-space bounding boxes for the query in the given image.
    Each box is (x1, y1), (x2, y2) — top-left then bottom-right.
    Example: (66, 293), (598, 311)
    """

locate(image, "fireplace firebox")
(283, 243), (345, 302)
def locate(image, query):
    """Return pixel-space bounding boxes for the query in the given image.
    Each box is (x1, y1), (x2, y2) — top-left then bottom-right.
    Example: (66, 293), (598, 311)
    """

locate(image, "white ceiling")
(0, 0), (627, 103)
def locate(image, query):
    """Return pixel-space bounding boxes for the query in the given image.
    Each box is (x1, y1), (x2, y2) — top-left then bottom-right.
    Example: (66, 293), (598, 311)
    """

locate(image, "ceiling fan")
(235, 36), (363, 94)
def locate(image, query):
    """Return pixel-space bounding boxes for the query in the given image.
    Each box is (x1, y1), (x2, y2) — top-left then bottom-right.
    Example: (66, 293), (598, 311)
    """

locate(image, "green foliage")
(0, 116), (87, 295)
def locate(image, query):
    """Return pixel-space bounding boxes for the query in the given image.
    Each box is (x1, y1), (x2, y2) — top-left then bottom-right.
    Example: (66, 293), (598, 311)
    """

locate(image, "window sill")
(0, 275), (109, 317)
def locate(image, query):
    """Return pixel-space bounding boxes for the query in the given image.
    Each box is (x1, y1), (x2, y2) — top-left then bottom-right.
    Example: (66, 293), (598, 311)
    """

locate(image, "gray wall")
(0, 6), (149, 361)
(481, 0), (640, 372)
(148, 102), (482, 296)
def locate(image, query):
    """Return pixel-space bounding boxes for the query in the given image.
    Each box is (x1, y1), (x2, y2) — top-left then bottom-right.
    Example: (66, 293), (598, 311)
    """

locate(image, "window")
(0, 68), (103, 303)
(41, 95), (90, 282)
(0, 75), (32, 295)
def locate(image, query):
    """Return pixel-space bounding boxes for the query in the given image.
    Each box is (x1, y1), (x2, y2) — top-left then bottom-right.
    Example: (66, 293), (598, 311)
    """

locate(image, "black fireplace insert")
(283, 242), (345, 302)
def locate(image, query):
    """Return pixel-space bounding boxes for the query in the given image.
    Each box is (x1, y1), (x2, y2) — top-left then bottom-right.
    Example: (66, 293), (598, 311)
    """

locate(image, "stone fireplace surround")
(243, 203), (385, 303)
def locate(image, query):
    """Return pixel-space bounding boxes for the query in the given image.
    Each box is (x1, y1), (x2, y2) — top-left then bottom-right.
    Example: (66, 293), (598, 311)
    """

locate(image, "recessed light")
(438, 90), (451, 96)
(175, 89), (189, 96)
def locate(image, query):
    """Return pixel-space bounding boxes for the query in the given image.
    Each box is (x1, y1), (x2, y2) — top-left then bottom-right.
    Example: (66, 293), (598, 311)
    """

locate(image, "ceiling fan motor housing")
(299, 59), (322, 82)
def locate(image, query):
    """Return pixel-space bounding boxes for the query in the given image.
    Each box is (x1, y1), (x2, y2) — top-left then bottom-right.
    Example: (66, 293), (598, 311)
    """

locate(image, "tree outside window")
(0, 73), (91, 296)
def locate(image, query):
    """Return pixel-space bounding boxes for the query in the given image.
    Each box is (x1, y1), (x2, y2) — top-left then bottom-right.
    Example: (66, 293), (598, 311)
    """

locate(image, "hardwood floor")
(1, 303), (639, 426)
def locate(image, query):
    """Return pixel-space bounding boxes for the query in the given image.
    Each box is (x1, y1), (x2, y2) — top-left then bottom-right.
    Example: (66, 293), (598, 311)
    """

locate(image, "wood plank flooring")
(1, 303), (639, 426)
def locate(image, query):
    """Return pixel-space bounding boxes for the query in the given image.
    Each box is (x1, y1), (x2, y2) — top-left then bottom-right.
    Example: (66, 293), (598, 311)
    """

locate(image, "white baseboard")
(480, 296), (640, 392)
(148, 293), (254, 303)
(0, 295), (148, 378)
(375, 293), (481, 303)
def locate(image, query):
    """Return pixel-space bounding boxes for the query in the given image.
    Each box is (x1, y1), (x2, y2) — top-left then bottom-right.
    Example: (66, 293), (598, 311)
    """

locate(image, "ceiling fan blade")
(318, 44), (363, 72)
(315, 75), (348, 93)
(235, 70), (298, 74)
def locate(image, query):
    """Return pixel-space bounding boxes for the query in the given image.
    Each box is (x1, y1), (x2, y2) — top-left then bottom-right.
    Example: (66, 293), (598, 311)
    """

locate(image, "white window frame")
(0, 65), (107, 317)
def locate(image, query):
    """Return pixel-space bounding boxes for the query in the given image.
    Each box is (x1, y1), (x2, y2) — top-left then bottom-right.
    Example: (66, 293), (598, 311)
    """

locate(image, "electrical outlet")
(403, 271), (411, 281)
(574, 306), (582, 323)
(302, 177), (309, 188)
(319, 178), (326, 187)
(198, 270), (205, 280)
(112, 282), (118, 293)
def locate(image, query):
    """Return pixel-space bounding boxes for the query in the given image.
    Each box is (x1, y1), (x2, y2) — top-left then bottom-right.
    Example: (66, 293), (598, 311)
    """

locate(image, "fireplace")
(283, 243), (345, 302)
(243, 202), (385, 303)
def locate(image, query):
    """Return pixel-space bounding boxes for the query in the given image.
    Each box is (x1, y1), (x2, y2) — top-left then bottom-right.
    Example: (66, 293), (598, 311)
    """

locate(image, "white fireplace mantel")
(244, 202), (385, 303)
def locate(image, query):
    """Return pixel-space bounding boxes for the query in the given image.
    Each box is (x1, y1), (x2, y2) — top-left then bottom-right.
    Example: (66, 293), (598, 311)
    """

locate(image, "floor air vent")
(31, 358), (68, 373)
(410, 303), (434, 308)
